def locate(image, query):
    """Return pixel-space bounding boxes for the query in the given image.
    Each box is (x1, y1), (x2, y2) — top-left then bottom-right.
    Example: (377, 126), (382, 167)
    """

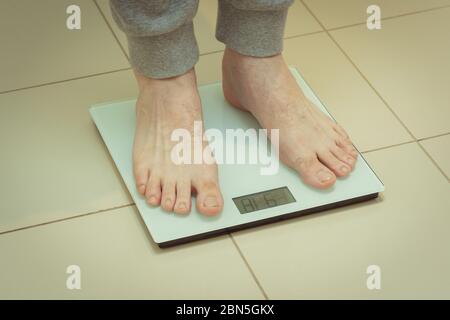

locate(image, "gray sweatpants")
(110, 0), (294, 79)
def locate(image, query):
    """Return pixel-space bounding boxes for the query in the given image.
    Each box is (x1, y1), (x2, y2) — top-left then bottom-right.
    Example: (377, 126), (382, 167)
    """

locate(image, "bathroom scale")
(90, 67), (384, 248)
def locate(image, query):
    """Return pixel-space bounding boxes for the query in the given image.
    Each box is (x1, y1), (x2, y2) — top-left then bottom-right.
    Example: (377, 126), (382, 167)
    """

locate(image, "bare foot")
(133, 68), (223, 215)
(222, 48), (358, 189)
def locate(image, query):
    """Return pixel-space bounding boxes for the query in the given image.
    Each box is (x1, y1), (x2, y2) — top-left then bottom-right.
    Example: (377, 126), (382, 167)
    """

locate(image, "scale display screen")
(233, 187), (296, 214)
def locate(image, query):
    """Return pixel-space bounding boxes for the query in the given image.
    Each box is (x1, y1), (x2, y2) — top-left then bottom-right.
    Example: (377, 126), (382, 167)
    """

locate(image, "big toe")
(144, 175), (162, 206)
(294, 155), (336, 189)
(194, 180), (223, 216)
(134, 165), (149, 195)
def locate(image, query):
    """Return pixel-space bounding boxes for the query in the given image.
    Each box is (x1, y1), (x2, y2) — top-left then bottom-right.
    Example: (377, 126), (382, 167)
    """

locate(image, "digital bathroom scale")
(90, 67), (384, 248)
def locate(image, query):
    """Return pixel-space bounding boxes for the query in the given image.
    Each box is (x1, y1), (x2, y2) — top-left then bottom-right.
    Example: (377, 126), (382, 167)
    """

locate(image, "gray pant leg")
(216, 0), (294, 57)
(110, 0), (199, 79)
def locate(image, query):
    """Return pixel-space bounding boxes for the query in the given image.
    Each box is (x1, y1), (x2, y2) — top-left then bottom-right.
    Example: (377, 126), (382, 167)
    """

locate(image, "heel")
(222, 70), (247, 112)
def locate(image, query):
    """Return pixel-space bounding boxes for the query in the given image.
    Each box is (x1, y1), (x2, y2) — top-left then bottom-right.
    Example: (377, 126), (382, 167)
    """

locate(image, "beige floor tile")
(195, 0), (225, 54)
(196, 51), (223, 85)
(0, 0), (129, 93)
(420, 134), (450, 179)
(283, 33), (412, 151)
(303, 0), (450, 29)
(95, 0), (322, 57)
(285, 0), (323, 38)
(0, 71), (138, 233)
(331, 8), (450, 139)
(0, 206), (263, 299)
(95, 0), (129, 55)
(232, 143), (450, 299)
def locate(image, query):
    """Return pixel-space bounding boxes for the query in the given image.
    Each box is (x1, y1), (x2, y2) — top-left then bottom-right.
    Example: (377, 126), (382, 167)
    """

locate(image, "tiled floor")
(0, 0), (449, 299)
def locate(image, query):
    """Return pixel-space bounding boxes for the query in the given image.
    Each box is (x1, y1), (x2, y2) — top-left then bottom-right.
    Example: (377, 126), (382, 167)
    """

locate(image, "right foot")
(132, 69), (223, 216)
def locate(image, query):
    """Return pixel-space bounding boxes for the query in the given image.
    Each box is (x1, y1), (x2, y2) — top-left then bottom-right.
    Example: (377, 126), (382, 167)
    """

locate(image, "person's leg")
(110, 0), (223, 215)
(217, 0), (358, 189)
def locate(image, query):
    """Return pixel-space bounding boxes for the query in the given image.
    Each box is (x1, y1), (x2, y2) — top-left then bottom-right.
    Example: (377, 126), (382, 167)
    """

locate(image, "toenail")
(204, 196), (219, 207)
(165, 199), (172, 207)
(148, 195), (157, 203)
(341, 166), (349, 173)
(177, 202), (187, 210)
(317, 170), (333, 182)
(347, 157), (354, 163)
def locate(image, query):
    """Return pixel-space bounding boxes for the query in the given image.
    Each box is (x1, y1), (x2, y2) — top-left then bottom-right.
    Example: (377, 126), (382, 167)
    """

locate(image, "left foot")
(222, 47), (358, 189)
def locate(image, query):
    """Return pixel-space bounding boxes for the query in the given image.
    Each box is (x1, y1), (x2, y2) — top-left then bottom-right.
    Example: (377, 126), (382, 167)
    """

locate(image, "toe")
(193, 180), (223, 216)
(331, 146), (356, 169)
(334, 123), (350, 139)
(161, 180), (176, 212)
(336, 137), (358, 159)
(174, 181), (192, 215)
(134, 165), (149, 195)
(318, 150), (351, 177)
(293, 154), (336, 188)
(144, 175), (162, 206)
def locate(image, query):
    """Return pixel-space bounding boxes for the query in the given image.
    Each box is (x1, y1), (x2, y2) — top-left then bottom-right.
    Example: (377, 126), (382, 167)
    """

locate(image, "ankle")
(224, 47), (283, 65)
(223, 47), (287, 89)
(134, 68), (197, 92)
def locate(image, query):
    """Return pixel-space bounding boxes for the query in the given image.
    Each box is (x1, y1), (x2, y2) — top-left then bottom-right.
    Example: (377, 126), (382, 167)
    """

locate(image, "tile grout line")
(228, 233), (270, 300)
(417, 131), (450, 181)
(200, 49), (226, 56)
(300, 0), (450, 183)
(416, 142), (450, 182)
(324, 4), (450, 32)
(93, 0), (130, 61)
(284, 29), (325, 40)
(0, 203), (135, 237)
(0, 68), (132, 95)
(417, 130), (450, 181)
(362, 140), (448, 181)
(0, 50), (229, 96)
(417, 132), (450, 142)
(361, 140), (415, 154)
